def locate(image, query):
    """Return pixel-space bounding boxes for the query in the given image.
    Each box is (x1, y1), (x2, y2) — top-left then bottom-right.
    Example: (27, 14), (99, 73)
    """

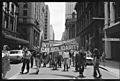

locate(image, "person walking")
(73, 50), (77, 67)
(77, 47), (86, 77)
(34, 51), (42, 74)
(57, 52), (62, 68)
(93, 48), (102, 78)
(63, 50), (69, 71)
(42, 52), (47, 67)
(30, 50), (35, 68)
(2, 45), (11, 79)
(20, 47), (31, 74)
(75, 50), (79, 72)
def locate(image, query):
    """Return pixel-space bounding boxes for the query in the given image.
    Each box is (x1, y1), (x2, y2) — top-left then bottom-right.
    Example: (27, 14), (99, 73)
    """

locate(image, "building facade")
(65, 2), (76, 19)
(2, 2), (29, 49)
(75, 1), (120, 61)
(49, 25), (54, 40)
(104, 1), (120, 61)
(44, 5), (50, 40)
(64, 2), (77, 41)
(75, 2), (104, 51)
(17, 2), (45, 50)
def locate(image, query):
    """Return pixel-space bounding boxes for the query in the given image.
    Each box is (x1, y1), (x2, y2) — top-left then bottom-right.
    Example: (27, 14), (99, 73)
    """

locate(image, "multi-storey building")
(75, 2), (104, 51)
(49, 25), (54, 40)
(65, 2), (76, 19)
(44, 5), (50, 40)
(75, 1), (120, 61)
(65, 2), (77, 41)
(104, 1), (120, 61)
(17, 2), (45, 50)
(2, 2), (29, 49)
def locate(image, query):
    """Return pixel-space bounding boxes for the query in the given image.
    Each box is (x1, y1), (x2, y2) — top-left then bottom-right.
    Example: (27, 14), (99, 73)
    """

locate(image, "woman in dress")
(2, 45), (11, 79)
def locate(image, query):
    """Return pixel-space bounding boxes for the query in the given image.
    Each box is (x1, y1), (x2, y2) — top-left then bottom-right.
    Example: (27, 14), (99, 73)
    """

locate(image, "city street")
(7, 62), (119, 79)
(2, 2), (120, 80)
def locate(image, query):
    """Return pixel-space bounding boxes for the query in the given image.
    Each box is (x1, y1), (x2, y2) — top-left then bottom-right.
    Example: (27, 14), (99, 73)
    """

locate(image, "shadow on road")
(50, 74), (75, 78)
(99, 66), (109, 72)
(10, 61), (21, 64)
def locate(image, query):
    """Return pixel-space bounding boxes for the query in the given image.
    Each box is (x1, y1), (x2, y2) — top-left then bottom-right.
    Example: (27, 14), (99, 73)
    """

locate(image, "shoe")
(93, 74), (97, 77)
(35, 71), (39, 74)
(79, 74), (82, 77)
(25, 70), (29, 74)
(81, 74), (84, 77)
(98, 75), (102, 78)
(20, 72), (23, 74)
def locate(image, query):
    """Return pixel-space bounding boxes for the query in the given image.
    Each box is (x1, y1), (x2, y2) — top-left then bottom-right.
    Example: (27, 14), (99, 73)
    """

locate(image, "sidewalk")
(100, 60), (120, 79)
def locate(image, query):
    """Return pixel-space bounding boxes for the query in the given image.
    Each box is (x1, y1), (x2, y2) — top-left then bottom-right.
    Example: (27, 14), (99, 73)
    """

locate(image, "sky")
(45, 2), (65, 40)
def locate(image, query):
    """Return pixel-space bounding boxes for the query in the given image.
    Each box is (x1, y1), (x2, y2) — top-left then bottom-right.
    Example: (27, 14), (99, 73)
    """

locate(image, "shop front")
(106, 22), (120, 61)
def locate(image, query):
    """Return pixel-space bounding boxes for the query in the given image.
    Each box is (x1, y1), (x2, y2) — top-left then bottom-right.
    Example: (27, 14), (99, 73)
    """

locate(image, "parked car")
(9, 50), (23, 63)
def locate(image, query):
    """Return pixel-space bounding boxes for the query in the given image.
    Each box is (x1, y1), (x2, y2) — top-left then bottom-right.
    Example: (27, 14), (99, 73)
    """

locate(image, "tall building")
(17, 2), (45, 50)
(49, 25), (54, 40)
(65, 2), (76, 19)
(2, 2), (29, 49)
(44, 5), (50, 40)
(75, 2), (104, 51)
(64, 2), (77, 41)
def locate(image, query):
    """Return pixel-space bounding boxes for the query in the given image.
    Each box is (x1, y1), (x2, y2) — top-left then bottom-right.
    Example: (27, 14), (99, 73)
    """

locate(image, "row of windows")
(76, 2), (104, 35)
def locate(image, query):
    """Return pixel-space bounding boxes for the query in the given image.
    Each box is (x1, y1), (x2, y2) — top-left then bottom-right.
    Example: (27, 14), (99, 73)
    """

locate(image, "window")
(10, 17), (14, 31)
(23, 3), (28, 8)
(23, 10), (27, 16)
(114, 2), (120, 22)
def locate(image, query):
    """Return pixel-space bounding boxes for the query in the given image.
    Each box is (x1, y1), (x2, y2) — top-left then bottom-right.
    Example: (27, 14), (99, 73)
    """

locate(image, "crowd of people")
(2, 45), (106, 79)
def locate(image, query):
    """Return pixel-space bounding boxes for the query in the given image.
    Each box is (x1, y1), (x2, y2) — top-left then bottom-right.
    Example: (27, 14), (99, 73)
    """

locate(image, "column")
(110, 2), (115, 26)
(104, 2), (111, 59)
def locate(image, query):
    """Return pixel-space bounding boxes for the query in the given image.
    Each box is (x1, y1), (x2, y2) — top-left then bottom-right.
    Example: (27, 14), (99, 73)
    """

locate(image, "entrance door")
(111, 41), (120, 62)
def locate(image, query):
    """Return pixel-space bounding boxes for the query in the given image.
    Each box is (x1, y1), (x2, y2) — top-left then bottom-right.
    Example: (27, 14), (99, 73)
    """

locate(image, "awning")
(2, 31), (29, 44)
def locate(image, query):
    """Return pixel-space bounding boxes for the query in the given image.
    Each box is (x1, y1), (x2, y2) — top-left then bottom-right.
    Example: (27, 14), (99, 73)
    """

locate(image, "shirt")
(63, 52), (69, 58)
(23, 51), (31, 59)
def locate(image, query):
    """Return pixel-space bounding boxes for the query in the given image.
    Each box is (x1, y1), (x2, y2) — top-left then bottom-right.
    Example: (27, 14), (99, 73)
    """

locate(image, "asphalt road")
(6, 62), (119, 79)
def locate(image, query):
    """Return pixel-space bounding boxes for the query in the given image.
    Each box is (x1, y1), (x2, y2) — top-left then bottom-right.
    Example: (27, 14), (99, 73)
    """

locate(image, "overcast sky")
(45, 2), (65, 40)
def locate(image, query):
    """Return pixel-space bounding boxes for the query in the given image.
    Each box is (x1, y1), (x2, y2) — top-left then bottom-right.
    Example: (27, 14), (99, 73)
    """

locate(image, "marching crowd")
(2, 45), (106, 79)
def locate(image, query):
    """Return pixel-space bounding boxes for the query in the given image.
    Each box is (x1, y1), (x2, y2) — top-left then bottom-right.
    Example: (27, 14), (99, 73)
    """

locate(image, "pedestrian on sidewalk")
(77, 47), (86, 77)
(2, 45), (11, 79)
(93, 48), (102, 78)
(20, 46), (31, 74)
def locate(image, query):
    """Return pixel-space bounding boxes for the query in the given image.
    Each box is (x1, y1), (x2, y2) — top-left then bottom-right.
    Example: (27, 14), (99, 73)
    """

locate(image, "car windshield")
(10, 51), (21, 54)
